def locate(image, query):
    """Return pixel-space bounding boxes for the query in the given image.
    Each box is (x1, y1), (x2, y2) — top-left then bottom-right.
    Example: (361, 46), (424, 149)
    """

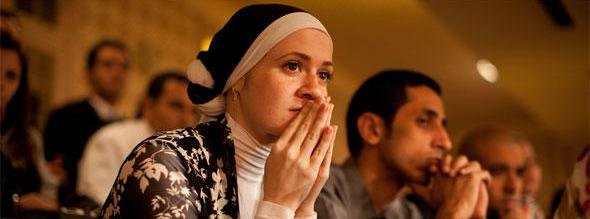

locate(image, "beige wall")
(5, 0), (216, 120)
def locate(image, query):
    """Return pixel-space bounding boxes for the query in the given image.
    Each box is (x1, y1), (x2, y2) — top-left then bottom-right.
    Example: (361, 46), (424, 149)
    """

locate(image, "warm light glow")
(476, 59), (498, 83)
(200, 35), (212, 51)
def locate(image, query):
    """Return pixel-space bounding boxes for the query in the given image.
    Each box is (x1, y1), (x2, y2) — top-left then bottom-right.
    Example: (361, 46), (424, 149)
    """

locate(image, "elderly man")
(458, 126), (533, 219)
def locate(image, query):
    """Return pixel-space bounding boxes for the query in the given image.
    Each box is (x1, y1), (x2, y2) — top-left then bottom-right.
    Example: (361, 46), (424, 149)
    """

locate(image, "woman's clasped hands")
(263, 99), (337, 217)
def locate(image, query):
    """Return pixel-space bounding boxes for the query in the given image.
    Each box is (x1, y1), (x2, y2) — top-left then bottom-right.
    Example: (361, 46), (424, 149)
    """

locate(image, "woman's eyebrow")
(275, 52), (333, 67)
(275, 52), (310, 61)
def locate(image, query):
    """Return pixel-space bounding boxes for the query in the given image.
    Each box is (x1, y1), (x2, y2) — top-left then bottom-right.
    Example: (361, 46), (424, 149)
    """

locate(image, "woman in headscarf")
(100, 4), (336, 219)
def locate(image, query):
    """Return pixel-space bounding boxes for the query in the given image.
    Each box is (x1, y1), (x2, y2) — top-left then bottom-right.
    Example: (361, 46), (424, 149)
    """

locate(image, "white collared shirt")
(88, 93), (121, 121)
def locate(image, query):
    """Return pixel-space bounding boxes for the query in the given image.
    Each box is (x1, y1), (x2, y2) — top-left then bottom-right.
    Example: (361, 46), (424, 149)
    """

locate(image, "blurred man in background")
(77, 71), (199, 205)
(458, 126), (536, 219)
(44, 39), (129, 204)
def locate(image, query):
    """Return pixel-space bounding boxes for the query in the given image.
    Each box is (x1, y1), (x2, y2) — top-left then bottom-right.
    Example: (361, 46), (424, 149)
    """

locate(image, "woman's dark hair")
(1, 31), (35, 168)
(346, 70), (441, 159)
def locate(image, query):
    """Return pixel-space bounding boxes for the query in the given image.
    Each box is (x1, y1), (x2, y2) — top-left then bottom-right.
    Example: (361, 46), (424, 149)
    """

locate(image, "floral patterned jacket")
(99, 119), (239, 218)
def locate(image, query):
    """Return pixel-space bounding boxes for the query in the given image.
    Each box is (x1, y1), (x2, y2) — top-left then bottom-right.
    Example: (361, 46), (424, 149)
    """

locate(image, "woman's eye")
(318, 71), (332, 81)
(284, 61), (301, 72)
(4, 71), (18, 81)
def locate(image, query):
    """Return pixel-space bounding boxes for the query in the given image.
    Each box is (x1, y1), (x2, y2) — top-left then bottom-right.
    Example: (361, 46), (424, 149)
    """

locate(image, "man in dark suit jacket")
(44, 39), (129, 204)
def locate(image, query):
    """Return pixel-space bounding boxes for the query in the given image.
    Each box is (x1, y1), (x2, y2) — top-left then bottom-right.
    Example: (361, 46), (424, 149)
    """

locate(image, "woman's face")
(0, 48), (21, 112)
(232, 28), (333, 144)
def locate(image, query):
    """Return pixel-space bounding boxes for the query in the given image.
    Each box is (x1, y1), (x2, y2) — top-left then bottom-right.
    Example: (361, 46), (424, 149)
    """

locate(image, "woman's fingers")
(300, 103), (332, 158)
(317, 126), (336, 180)
(284, 102), (321, 151)
(276, 101), (313, 148)
(325, 104), (333, 127)
(310, 125), (336, 167)
(294, 126), (336, 217)
(321, 125), (337, 170)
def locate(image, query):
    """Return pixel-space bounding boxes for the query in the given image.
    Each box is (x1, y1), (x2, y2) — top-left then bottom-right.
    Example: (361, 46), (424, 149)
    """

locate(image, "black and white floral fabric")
(100, 119), (239, 218)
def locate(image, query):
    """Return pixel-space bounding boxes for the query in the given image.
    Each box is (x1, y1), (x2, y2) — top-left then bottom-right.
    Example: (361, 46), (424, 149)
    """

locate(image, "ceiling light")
(476, 59), (498, 83)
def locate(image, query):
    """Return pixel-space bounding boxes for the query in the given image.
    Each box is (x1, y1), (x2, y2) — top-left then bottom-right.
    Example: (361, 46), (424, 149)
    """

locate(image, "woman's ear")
(357, 112), (386, 146)
(232, 77), (246, 93)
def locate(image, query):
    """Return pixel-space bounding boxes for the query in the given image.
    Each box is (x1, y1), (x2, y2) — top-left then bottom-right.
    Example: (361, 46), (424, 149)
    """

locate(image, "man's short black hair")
(346, 70), (442, 159)
(147, 71), (189, 100)
(86, 39), (127, 70)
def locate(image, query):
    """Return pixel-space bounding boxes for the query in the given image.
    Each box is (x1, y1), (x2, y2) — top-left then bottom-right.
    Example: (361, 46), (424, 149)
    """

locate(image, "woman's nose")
(296, 73), (324, 101)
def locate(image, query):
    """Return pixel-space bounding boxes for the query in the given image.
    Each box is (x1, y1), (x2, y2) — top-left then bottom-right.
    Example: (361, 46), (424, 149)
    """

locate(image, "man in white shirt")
(77, 72), (199, 205)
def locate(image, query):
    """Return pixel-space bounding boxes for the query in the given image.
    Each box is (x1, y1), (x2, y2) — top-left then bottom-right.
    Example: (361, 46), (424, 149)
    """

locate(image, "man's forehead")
(405, 87), (446, 116)
(97, 46), (126, 57)
(478, 142), (527, 165)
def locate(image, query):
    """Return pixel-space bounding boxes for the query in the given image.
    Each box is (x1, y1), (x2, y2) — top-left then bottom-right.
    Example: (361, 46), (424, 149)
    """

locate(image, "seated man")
(77, 72), (199, 205)
(44, 39), (129, 203)
(458, 126), (531, 219)
(316, 70), (490, 219)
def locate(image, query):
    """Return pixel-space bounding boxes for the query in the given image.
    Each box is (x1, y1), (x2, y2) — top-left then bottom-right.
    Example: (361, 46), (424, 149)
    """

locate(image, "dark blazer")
(44, 99), (111, 201)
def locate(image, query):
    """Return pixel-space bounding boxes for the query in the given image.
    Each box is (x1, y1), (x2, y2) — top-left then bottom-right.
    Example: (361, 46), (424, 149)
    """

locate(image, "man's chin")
(405, 171), (429, 185)
(495, 201), (523, 218)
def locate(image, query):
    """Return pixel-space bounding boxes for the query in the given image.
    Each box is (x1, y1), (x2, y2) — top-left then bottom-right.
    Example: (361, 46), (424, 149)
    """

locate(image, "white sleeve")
(255, 201), (295, 219)
(77, 131), (118, 204)
(295, 212), (317, 219)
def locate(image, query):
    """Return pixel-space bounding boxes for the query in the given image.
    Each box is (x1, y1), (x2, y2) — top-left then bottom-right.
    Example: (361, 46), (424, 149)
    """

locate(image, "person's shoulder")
(47, 98), (91, 117)
(315, 162), (352, 218)
(135, 126), (206, 156)
(323, 162), (347, 190)
(95, 119), (142, 136)
(85, 119), (143, 146)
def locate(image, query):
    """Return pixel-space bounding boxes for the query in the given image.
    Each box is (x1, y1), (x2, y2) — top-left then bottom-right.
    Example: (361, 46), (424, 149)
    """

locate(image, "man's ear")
(357, 112), (386, 145)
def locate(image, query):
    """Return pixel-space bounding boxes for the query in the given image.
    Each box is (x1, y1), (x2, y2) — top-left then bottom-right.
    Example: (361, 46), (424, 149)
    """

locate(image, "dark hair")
(135, 72), (189, 118)
(147, 71), (189, 100)
(0, 31), (34, 168)
(86, 39), (127, 70)
(346, 70), (441, 159)
(1, 9), (17, 19)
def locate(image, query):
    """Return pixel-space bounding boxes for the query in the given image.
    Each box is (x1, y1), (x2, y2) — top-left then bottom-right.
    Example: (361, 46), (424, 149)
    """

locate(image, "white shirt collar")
(88, 93), (121, 121)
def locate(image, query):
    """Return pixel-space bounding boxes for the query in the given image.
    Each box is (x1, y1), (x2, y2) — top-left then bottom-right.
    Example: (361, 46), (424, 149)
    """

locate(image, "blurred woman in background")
(1, 31), (59, 218)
